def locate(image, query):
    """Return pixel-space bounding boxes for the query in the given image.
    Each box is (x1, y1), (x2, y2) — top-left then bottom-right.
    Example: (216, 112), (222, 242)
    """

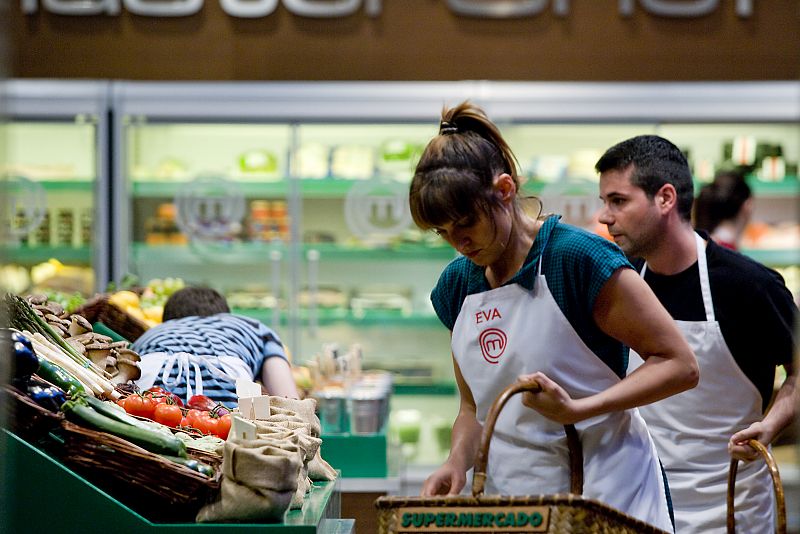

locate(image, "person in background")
(693, 169), (753, 251)
(596, 135), (798, 534)
(412, 102), (698, 532)
(132, 286), (299, 406)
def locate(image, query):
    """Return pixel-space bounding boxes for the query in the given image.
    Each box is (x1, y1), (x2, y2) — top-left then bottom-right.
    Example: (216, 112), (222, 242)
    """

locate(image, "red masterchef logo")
(479, 328), (507, 364)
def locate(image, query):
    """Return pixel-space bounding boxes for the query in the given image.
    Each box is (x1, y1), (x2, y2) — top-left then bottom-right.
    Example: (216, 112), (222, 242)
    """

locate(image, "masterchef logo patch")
(479, 328), (507, 364)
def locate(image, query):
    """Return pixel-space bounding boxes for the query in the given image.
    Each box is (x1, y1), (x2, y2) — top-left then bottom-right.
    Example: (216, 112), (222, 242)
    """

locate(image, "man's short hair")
(162, 286), (230, 321)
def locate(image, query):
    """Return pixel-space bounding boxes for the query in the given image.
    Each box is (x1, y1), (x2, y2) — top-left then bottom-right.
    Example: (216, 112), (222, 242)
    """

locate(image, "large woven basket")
(71, 293), (149, 342)
(376, 382), (670, 534)
(727, 439), (787, 534)
(56, 419), (221, 521)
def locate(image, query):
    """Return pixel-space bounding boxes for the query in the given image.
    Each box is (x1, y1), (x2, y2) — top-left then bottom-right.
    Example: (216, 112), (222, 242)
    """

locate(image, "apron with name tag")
(629, 232), (773, 533)
(452, 254), (673, 533)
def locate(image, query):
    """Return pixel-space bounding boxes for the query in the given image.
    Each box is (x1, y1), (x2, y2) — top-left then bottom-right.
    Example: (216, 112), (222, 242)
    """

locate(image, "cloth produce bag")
(196, 437), (303, 523)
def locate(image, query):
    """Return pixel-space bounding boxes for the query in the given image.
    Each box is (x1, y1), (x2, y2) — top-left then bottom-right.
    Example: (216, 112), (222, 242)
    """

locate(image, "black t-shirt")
(631, 233), (797, 412)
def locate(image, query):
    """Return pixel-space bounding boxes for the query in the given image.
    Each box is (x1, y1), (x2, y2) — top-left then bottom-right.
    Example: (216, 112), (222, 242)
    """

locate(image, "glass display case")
(109, 81), (799, 469)
(0, 80), (111, 303)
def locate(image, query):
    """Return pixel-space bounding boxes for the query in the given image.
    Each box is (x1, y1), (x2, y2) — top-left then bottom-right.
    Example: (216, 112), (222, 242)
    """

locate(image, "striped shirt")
(132, 313), (287, 406)
(431, 215), (632, 376)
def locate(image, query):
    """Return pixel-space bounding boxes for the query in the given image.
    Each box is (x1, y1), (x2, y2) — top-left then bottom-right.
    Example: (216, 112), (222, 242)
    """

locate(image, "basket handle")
(726, 439), (786, 534)
(471, 380), (583, 497)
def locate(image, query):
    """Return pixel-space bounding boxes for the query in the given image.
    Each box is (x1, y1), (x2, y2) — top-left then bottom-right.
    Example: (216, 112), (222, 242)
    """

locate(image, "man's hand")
(728, 421), (773, 462)
(421, 461), (468, 497)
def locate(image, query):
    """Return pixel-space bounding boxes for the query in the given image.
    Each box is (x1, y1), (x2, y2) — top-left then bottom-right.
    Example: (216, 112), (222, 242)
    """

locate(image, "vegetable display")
(62, 394), (188, 458)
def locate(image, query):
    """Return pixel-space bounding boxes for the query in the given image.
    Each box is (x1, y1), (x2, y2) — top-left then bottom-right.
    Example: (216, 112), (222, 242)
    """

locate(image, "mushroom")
(116, 347), (141, 363)
(85, 342), (114, 369)
(69, 315), (93, 337)
(68, 332), (113, 346)
(26, 294), (48, 306)
(112, 357), (142, 385)
(105, 355), (119, 378)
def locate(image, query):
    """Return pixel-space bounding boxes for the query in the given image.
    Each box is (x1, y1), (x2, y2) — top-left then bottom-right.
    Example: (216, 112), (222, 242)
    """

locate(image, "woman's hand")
(519, 372), (583, 425)
(421, 461), (468, 496)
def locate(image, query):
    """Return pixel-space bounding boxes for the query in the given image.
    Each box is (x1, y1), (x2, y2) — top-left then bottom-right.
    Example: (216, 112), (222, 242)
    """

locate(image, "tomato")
(146, 388), (184, 407)
(194, 413), (219, 436)
(188, 394), (217, 412)
(139, 395), (159, 419)
(122, 395), (148, 417)
(154, 403), (183, 428)
(186, 409), (204, 425)
(215, 414), (232, 440)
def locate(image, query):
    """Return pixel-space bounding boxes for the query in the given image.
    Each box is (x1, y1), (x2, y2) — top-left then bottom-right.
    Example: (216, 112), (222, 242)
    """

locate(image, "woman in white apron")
(409, 102), (698, 532)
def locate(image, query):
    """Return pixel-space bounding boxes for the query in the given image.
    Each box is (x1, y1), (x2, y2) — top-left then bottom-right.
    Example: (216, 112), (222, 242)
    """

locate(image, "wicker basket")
(57, 419), (221, 521)
(1, 385), (64, 443)
(727, 439), (787, 534)
(71, 293), (149, 342)
(376, 382), (670, 534)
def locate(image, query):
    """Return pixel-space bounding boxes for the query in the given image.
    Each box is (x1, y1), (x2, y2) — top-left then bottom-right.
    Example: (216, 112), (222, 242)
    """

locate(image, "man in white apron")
(597, 134), (798, 533)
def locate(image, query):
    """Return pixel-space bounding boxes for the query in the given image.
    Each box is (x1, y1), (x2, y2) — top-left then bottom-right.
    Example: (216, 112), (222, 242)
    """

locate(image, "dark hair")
(595, 135), (694, 222)
(693, 170), (752, 233)
(409, 101), (522, 231)
(162, 286), (230, 321)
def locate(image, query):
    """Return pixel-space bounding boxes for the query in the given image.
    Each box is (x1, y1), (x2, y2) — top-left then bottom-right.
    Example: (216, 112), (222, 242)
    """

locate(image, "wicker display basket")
(56, 419), (221, 521)
(727, 439), (787, 534)
(376, 382), (670, 534)
(1, 385), (64, 443)
(71, 293), (149, 342)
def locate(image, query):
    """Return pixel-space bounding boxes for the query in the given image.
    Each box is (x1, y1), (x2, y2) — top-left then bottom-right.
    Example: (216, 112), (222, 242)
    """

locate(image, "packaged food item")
(56, 208), (75, 246)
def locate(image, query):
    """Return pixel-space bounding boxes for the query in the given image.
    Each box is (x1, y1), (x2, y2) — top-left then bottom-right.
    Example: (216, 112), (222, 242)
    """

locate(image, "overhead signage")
(21, 0), (755, 19)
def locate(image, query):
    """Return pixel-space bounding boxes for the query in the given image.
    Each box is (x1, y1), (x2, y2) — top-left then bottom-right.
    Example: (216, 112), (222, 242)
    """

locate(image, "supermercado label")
(21, 0), (755, 19)
(394, 506), (550, 532)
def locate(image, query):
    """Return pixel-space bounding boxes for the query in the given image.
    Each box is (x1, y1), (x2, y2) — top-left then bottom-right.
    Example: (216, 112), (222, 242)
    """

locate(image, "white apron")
(136, 351), (253, 404)
(629, 232), (773, 534)
(452, 256), (673, 533)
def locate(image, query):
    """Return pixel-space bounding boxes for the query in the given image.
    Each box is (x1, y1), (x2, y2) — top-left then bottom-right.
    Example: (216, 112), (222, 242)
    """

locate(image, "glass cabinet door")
(1, 80), (110, 308)
(292, 122), (453, 384)
(120, 120), (295, 329)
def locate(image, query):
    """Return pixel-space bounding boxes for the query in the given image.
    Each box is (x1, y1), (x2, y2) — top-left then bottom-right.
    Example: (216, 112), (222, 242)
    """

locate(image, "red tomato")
(146, 387), (184, 407)
(215, 414), (232, 440)
(179, 417), (189, 427)
(154, 403), (183, 428)
(122, 395), (147, 417)
(188, 394), (217, 412)
(195, 413), (219, 436)
(139, 395), (159, 419)
(186, 409), (204, 425)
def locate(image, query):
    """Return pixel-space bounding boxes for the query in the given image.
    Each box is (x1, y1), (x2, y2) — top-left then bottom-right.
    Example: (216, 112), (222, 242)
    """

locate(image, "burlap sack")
(308, 448), (338, 481)
(196, 437), (303, 523)
(269, 396), (321, 437)
(196, 477), (294, 523)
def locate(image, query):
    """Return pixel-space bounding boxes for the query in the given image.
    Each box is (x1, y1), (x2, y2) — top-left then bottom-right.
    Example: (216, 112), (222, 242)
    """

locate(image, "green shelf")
(233, 307), (441, 328)
(3, 429), (347, 532)
(2, 244), (92, 265)
(131, 177), (406, 199)
(35, 180), (95, 192)
(132, 242), (453, 264)
(393, 382), (457, 396)
(300, 242), (454, 261)
(521, 176), (800, 198)
(740, 248), (800, 267)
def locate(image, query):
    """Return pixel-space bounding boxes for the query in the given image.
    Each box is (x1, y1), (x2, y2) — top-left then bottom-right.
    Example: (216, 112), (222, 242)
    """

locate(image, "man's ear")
(655, 184), (677, 212)
(493, 173), (516, 202)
